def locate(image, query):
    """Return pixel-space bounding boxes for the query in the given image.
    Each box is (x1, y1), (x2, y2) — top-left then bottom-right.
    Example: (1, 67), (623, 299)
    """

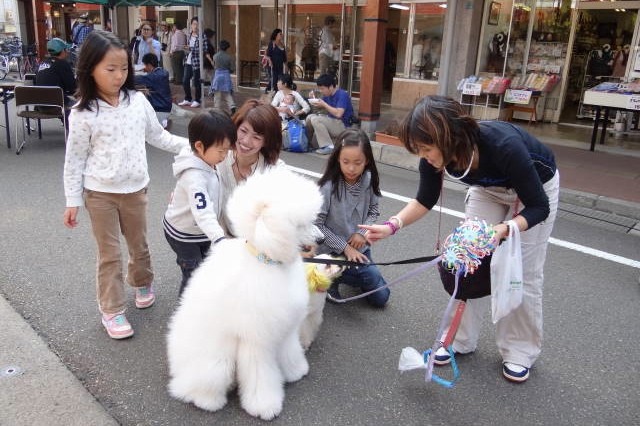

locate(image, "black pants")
(171, 50), (185, 83)
(164, 231), (211, 296)
(182, 64), (201, 103)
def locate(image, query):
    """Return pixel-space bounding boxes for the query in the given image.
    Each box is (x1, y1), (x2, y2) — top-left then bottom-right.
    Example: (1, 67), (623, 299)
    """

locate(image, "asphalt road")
(1, 127), (639, 426)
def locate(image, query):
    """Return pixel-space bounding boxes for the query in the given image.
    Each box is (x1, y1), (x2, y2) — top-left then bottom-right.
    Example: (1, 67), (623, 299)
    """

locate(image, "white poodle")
(166, 168), (323, 420)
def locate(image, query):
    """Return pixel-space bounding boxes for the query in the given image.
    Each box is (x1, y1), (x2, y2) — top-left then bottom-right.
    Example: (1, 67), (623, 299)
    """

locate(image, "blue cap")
(47, 38), (71, 55)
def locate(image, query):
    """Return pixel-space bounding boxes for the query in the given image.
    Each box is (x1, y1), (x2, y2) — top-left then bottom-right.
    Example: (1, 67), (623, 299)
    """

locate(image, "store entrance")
(560, 8), (637, 125)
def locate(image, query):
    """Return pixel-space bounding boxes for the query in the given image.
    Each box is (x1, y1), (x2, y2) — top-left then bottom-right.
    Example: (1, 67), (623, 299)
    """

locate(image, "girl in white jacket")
(163, 111), (237, 295)
(63, 30), (189, 339)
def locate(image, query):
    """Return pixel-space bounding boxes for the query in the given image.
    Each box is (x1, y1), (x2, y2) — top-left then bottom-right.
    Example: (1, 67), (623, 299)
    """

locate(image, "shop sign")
(626, 95), (640, 110)
(166, 18), (174, 24)
(462, 83), (482, 96)
(504, 89), (532, 104)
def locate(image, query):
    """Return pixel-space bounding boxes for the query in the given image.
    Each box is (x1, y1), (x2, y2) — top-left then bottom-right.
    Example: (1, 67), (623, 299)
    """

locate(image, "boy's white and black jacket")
(163, 146), (225, 243)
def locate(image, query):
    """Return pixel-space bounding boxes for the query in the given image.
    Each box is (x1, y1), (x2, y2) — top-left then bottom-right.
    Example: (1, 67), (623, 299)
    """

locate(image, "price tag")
(545, 65), (561, 74)
(626, 95), (640, 110)
(462, 83), (482, 96)
(504, 89), (532, 104)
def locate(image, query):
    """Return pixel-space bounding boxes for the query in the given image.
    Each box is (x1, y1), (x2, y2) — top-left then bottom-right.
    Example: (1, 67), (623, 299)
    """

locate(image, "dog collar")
(245, 241), (282, 265)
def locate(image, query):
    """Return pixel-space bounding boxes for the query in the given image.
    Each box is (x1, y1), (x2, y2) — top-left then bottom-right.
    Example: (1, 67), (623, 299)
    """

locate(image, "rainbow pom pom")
(440, 218), (497, 276)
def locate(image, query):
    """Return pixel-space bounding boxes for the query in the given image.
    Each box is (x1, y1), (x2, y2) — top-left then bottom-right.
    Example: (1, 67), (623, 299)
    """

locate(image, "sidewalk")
(0, 295), (118, 426)
(175, 84), (640, 220)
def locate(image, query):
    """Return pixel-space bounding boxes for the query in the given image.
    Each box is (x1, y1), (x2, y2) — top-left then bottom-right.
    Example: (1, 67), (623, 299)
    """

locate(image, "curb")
(0, 295), (119, 426)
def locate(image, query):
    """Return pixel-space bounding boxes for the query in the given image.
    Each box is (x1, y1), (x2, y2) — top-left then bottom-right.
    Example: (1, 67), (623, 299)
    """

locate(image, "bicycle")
(19, 43), (39, 79)
(287, 61), (304, 81)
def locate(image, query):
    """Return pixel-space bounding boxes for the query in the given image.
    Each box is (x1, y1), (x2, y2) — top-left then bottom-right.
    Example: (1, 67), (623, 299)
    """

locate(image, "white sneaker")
(178, 100), (191, 106)
(190, 101), (201, 108)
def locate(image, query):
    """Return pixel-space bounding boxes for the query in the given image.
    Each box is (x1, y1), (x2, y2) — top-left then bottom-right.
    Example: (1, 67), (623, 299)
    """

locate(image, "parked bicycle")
(19, 43), (39, 78)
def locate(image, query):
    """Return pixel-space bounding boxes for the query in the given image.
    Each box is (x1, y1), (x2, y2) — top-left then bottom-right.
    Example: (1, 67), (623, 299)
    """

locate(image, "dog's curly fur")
(166, 168), (323, 420)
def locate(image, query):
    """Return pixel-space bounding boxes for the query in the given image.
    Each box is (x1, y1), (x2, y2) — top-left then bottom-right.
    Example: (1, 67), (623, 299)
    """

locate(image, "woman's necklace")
(444, 148), (475, 181)
(233, 153), (257, 182)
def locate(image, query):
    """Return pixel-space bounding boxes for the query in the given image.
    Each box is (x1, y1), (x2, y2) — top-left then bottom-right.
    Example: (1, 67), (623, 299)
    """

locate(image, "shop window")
(284, 5), (343, 82)
(395, 2), (445, 81)
(220, 5), (237, 54)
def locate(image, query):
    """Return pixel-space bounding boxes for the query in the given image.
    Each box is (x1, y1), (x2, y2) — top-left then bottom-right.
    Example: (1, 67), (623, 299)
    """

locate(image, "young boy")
(163, 110), (237, 295)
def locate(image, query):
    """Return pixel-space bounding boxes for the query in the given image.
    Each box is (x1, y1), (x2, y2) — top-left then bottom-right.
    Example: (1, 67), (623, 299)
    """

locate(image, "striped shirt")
(315, 171), (380, 255)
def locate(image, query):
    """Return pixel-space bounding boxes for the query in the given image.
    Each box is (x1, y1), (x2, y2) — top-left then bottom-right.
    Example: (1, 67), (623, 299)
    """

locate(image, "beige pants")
(306, 114), (345, 148)
(445, 171), (559, 368)
(162, 51), (173, 79)
(84, 188), (154, 315)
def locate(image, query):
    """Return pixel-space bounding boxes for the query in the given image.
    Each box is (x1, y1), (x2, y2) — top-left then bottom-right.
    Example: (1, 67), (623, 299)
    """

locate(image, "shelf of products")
(457, 76), (511, 120)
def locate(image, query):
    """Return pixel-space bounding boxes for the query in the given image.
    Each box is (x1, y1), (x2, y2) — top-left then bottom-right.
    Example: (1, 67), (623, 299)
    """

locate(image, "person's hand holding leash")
(344, 245), (369, 263)
(348, 233), (367, 250)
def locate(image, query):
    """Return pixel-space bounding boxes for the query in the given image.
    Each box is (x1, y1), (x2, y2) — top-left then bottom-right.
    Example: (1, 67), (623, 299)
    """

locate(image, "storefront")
(462, 0), (640, 125)
(217, 0), (447, 106)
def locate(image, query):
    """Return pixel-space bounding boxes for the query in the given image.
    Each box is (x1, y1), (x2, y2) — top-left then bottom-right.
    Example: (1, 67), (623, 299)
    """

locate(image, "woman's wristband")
(383, 220), (399, 235)
(389, 216), (403, 229)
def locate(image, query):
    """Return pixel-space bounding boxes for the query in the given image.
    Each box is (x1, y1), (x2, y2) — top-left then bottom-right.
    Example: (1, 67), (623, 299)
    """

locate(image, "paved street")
(1, 116), (639, 425)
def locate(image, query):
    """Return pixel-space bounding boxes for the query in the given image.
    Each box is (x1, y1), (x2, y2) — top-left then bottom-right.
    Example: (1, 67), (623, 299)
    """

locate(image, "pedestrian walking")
(211, 39), (236, 114)
(265, 28), (287, 93)
(178, 17), (203, 108)
(170, 22), (187, 84)
(62, 30), (188, 340)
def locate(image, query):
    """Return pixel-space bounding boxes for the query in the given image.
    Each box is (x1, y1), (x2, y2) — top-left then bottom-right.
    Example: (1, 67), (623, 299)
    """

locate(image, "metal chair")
(14, 85), (66, 155)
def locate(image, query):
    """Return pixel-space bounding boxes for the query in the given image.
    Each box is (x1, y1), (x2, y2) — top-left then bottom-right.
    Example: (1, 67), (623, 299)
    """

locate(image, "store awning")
(48, 0), (200, 6)
(110, 0), (201, 6)
(48, 0), (110, 4)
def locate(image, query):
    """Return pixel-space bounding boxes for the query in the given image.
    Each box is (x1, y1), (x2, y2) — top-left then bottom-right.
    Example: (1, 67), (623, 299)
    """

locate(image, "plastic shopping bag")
(490, 220), (523, 323)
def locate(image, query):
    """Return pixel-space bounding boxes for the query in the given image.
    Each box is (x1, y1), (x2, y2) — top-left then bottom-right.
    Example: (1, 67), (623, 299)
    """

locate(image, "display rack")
(457, 76), (510, 120)
(577, 50), (622, 119)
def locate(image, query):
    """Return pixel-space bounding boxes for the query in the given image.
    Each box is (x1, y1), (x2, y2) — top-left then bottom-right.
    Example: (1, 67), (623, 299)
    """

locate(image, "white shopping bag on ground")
(490, 220), (523, 323)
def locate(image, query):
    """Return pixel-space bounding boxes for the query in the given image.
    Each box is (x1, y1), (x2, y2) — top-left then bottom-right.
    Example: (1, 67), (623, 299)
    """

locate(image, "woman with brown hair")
(217, 99), (285, 234)
(361, 95), (559, 383)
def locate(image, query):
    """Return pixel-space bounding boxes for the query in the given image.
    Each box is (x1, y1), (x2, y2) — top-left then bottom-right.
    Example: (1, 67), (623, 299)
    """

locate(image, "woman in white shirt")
(270, 73), (310, 120)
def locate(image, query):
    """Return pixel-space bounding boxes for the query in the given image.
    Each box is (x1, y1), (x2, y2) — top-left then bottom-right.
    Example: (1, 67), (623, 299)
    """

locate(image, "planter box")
(374, 132), (403, 146)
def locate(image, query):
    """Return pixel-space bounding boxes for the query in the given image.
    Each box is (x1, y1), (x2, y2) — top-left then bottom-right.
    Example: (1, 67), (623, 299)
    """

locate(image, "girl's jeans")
(164, 231), (211, 296)
(84, 188), (154, 315)
(337, 248), (390, 307)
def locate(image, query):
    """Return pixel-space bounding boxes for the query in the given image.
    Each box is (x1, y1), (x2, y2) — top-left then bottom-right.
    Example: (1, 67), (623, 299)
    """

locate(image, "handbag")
(438, 256), (492, 301)
(490, 220), (523, 323)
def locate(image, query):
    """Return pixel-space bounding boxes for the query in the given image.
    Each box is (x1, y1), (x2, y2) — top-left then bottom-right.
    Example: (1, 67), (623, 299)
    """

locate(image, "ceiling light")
(389, 4), (410, 10)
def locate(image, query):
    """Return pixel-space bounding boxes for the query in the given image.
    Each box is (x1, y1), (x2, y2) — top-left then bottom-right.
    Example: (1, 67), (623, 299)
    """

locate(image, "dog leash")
(321, 256), (442, 304)
(303, 255), (439, 268)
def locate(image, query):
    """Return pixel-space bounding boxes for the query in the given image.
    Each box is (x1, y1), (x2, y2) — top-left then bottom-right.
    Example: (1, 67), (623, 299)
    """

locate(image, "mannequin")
(612, 44), (630, 77)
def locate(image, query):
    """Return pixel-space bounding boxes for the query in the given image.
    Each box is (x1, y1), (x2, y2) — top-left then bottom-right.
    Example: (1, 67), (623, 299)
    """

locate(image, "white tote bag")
(490, 220), (523, 323)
